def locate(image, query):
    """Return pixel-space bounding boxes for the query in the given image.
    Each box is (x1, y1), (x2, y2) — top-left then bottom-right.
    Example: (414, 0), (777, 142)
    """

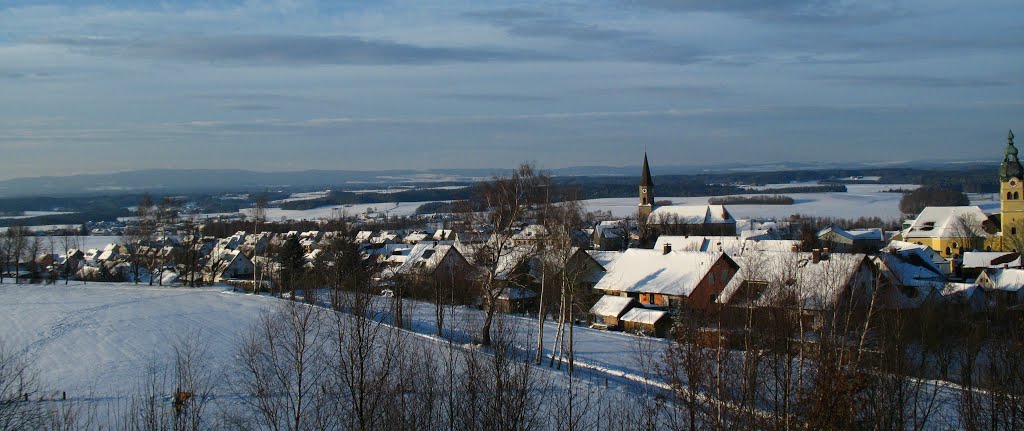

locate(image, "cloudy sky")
(1, 0), (1021, 179)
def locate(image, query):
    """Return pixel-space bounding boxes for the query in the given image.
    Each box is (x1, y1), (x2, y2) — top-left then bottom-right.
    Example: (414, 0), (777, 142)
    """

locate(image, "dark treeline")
(899, 187), (971, 216)
(280, 188), (477, 210)
(709, 195), (795, 205)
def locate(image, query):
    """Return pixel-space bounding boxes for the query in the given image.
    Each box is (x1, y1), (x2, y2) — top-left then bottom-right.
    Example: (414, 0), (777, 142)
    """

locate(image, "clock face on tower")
(1012, 180), (1018, 187)
(642, 188), (648, 194)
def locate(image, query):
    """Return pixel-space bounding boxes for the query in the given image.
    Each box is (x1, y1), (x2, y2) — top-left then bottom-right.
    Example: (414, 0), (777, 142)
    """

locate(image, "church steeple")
(1001, 129), (1022, 182)
(640, 152), (654, 188)
(639, 152), (655, 220)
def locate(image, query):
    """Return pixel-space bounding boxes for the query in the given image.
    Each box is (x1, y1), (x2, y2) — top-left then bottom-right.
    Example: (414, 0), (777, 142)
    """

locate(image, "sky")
(1, 0), (1022, 180)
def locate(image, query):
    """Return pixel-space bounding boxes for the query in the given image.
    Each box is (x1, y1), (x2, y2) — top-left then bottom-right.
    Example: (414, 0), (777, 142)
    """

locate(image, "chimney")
(663, 243), (672, 255)
(791, 244), (799, 252)
(1004, 264), (1009, 269)
(822, 247), (830, 255)
(812, 249), (821, 264)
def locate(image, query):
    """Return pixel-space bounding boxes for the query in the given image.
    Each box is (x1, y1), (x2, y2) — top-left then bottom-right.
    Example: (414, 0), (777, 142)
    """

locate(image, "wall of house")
(686, 258), (738, 311)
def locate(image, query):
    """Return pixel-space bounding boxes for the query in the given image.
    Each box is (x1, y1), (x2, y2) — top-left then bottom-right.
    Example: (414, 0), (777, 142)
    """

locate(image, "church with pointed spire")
(638, 152), (655, 221)
(636, 152), (736, 237)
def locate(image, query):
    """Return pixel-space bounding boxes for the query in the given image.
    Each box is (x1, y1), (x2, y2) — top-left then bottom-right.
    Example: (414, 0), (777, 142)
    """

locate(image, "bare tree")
(59, 233), (79, 285)
(0, 339), (44, 430)
(463, 163), (547, 346)
(234, 301), (330, 431)
(124, 193), (156, 284)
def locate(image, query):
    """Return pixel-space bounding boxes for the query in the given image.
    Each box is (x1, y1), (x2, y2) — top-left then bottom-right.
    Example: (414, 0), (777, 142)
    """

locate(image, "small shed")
(620, 308), (671, 337)
(589, 295), (638, 329)
(495, 287), (538, 313)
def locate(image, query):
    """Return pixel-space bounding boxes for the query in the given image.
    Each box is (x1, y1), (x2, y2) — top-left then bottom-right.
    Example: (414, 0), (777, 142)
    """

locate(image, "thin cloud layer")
(0, 0), (1020, 179)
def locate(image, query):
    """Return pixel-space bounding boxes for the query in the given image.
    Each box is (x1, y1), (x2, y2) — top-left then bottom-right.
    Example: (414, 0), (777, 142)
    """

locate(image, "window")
(1014, 227), (1018, 235)
(642, 197), (647, 205)
(945, 247), (952, 255)
(1016, 192), (1021, 199)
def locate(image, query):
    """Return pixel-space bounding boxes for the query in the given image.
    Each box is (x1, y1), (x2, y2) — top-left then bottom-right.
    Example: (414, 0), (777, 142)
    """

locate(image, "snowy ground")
(0, 283), (661, 404)
(0, 211), (75, 220)
(238, 200), (441, 220)
(0, 282), (969, 428)
(0, 283), (276, 400)
(586, 186), (995, 221)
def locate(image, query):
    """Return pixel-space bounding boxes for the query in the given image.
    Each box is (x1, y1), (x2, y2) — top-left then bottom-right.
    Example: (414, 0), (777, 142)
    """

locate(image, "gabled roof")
(980, 268), (1024, 292)
(818, 224), (884, 241)
(589, 295), (637, 318)
(719, 251), (870, 310)
(392, 243), (464, 276)
(586, 250), (623, 268)
(648, 205), (735, 225)
(871, 253), (945, 309)
(593, 249), (733, 296)
(904, 206), (990, 240)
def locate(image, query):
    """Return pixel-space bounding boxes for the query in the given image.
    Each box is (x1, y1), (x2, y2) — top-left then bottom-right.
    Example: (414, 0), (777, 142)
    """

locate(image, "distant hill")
(0, 159), (997, 198)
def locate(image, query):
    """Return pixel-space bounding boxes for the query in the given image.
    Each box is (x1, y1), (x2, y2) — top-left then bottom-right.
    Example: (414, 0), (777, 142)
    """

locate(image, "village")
(3, 133), (1022, 342)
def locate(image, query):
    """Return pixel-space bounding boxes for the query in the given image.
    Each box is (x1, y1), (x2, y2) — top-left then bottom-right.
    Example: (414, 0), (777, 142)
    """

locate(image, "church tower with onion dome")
(1000, 130), (1024, 241)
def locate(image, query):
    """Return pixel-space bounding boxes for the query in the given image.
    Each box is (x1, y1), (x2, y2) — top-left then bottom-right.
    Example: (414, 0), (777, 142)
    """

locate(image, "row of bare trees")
(658, 252), (1024, 430)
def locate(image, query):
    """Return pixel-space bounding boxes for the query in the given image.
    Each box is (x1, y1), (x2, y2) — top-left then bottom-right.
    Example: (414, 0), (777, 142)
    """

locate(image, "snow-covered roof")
(593, 249), (730, 296)
(871, 252), (945, 309)
(594, 221), (626, 239)
(403, 232), (430, 243)
(589, 295), (636, 317)
(719, 251), (870, 310)
(648, 205), (735, 225)
(392, 243), (461, 276)
(942, 282), (980, 298)
(653, 236), (798, 256)
(981, 268), (1024, 292)
(962, 252), (1022, 269)
(904, 206), (991, 240)
(497, 287), (538, 300)
(620, 308), (668, 325)
(586, 250), (623, 268)
(818, 224), (883, 241)
(511, 224), (548, 241)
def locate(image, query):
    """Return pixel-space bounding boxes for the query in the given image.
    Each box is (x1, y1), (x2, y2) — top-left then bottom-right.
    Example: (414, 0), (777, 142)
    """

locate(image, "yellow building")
(904, 130), (1022, 256)
(999, 129), (1024, 250)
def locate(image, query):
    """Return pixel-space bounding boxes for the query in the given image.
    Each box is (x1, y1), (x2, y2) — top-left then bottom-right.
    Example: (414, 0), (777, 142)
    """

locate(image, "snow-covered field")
(0, 282), (969, 428)
(239, 200), (439, 220)
(0, 283), (661, 403)
(585, 186), (993, 221)
(0, 210), (75, 220)
(0, 283), (275, 399)
(269, 190), (332, 204)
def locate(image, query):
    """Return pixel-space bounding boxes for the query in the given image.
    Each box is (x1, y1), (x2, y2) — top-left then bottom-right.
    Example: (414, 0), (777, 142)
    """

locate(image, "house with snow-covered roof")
(592, 247), (738, 311)
(592, 220), (628, 250)
(961, 251), (1022, 279)
(589, 295), (638, 329)
(870, 251), (944, 310)
(903, 206), (994, 258)
(718, 250), (874, 321)
(817, 224), (885, 252)
(976, 268), (1024, 306)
